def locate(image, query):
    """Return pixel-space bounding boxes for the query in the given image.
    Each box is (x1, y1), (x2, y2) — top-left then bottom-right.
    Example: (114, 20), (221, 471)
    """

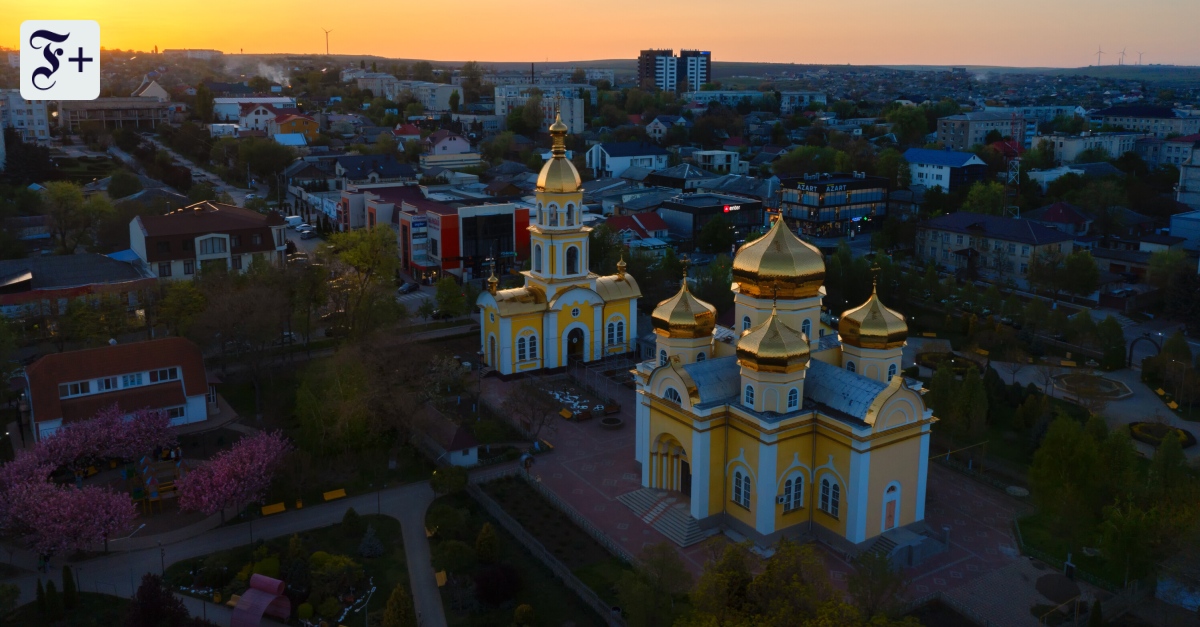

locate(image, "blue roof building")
(902, 148), (988, 192)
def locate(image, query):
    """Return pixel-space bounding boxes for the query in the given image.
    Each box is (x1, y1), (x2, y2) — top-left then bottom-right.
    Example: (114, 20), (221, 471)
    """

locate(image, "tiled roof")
(920, 212), (1074, 246)
(604, 213), (669, 239)
(1069, 162), (1122, 178)
(60, 385), (187, 424)
(136, 202), (285, 237)
(25, 338), (207, 425)
(651, 163), (717, 181)
(902, 148), (984, 168)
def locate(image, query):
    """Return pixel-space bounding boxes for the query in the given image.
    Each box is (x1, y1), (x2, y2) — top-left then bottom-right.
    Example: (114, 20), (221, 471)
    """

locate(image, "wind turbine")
(1095, 45), (1104, 66)
(322, 28), (333, 56)
(1119, 48), (1127, 66)
(1137, 51), (1144, 65)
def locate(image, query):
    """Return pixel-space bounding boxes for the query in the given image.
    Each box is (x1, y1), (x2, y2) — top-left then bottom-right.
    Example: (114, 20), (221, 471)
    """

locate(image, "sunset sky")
(5, 0), (1199, 68)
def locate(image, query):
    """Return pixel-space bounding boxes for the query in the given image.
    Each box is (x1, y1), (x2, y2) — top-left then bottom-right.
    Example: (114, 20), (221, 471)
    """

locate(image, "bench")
(323, 489), (347, 502)
(922, 332), (937, 338)
(1061, 360), (1077, 367)
(261, 502), (286, 516)
(434, 570), (447, 587)
(225, 594), (240, 608)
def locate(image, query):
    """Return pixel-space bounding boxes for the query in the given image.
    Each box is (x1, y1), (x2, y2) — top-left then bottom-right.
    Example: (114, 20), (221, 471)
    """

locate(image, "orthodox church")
(477, 115), (641, 375)
(632, 216), (935, 551)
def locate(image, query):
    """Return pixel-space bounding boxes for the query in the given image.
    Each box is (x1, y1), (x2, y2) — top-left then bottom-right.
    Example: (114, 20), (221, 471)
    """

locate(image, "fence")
(467, 475), (626, 627)
(900, 591), (999, 627)
(1012, 518), (1123, 593)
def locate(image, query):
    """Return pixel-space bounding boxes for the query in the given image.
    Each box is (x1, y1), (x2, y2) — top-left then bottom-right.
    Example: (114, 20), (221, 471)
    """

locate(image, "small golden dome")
(838, 284), (907, 350)
(732, 215), (825, 299)
(736, 308), (810, 374)
(537, 112), (581, 194)
(652, 278), (716, 339)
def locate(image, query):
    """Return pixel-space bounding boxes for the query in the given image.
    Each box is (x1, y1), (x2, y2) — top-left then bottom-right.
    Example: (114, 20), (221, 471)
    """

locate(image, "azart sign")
(722, 205), (742, 212)
(798, 184), (847, 192)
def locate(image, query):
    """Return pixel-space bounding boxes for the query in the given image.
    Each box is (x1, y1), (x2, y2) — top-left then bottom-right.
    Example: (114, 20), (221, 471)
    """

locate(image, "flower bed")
(1128, 422), (1197, 449)
(915, 351), (977, 376)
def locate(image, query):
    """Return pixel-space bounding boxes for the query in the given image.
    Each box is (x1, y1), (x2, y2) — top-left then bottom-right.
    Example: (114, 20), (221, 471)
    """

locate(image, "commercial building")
(1169, 210), (1200, 250)
(1089, 105), (1200, 139)
(637, 49), (711, 92)
(915, 212), (1073, 279)
(58, 98), (171, 131)
(657, 193), (765, 251)
(494, 85), (586, 134)
(777, 172), (890, 239)
(0, 90), (51, 143)
(23, 338), (214, 440)
(130, 202), (288, 280)
(1179, 164), (1200, 211)
(586, 141), (670, 179)
(0, 253), (156, 320)
(902, 148), (987, 191)
(936, 112), (1025, 151)
(1035, 132), (1146, 164)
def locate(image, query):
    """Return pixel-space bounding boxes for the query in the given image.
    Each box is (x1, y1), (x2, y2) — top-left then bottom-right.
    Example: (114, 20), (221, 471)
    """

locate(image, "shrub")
(1129, 422), (1197, 448)
(475, 523), (499, 564)
(426, 504), (470, 540)
(514, 603), (535, 626)
(297, 602), (314, 620)
(236, 561), (253, 582)
(474, 564), (520, 606)
(359, 525), (385, 559)
(61, 565), (77, 610)
(317, 596), (342, 619)
(252, 555), (281, 579)
(44, 579), (62, 620)
(342, 507), (365, 538)
(36, 579), (44, 614)
(433, 540), (475, 574)
(310, 552), (365, 601)
(431, 466), (468, 494)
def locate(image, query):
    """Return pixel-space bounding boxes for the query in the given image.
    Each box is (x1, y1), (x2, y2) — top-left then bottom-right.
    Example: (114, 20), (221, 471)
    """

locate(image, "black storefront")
(777, 172), (890, 239)
(657, 193), (765, 253)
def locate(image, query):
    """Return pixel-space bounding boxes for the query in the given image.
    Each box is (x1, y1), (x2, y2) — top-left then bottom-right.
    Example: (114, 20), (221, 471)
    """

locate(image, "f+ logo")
(21, 21), (100, 101)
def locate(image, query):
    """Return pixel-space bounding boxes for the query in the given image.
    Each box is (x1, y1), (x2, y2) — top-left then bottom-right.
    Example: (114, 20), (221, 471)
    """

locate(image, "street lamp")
(123, 523), (147, 594)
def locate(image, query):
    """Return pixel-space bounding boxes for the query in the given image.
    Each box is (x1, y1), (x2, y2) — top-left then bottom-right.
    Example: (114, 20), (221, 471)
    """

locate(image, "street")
(142, 136), (270, 207)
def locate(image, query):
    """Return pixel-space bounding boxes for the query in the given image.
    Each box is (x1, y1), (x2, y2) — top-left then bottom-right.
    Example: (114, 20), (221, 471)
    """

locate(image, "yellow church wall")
(810, 346), (842, 367)
(722, 422), (762, 530)
(510, 313), (545, 372)
(811, 430), (852, 538)
(554, 298), (596, 358)
(705, 424), (727, 518)
(862, 433), (923, 536)
(772, 428), (815, 531)
(482, 306), (499, 367)
(602, 300), (632, 355)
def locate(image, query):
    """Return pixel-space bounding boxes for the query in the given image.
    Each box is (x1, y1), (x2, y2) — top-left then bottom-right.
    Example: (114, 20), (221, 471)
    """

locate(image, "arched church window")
(696, 352), (706, 361)
(549, 205), (559, 226)
(566, 246), (580, 275)
(743, 385), (755, 407)
(888, 363), (897, 382)
(783, 475), (803, 511)
(528, 334), (537, 359)
(566, 204), (575, 226)
(616, 321), (624, 344)
(787, 388), (799, 410)
(660, 350), (667, 366)
(533, 245), (543, 273)
(732, 469), (751, 509)
(802, 319), (811, 338)
(742, 316), (751, 331)
(846, 361), (856, 373)
(820, 478), (841, 518)
(517, 337), (527, 361)
(664, 387), (682, 403)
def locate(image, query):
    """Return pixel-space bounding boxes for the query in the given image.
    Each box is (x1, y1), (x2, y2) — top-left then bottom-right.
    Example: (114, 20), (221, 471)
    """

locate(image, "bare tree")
(1001, 346), (1029, 385)
(1034, 362), (1063, 398)
(502, 378), (561, 441)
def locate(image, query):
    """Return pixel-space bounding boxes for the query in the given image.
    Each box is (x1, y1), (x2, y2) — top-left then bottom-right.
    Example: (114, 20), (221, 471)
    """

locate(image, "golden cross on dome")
(870, 264), (881, 291)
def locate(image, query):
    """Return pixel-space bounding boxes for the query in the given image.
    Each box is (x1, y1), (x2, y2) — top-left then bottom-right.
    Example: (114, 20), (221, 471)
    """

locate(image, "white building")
(1169, 209), (1200, 250)
(586, 141), (670, 179)
(1178, 165), (1200, 213)
(693, 150), (746, 175)
(0, 90), (51, 143)
(384, 81), (462, 113)
(1037, 132), (1146, 164)
(212, 97), (296, 122)
(494, 85), (586, 134)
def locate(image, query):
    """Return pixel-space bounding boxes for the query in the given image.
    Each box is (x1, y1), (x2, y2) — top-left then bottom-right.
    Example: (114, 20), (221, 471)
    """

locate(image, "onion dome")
(536, 112), (581, 193)
(838, 282), (908, 350)
(652, 278), (716, 339)
(732, 215), (825, 299)
(736, 308), (810, 374)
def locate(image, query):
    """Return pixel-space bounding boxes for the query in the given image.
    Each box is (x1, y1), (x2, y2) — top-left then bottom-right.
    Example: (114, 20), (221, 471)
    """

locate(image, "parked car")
(300, 230), (316, 240)
(397, 282), (420, 295)
(245, 193), (259, 201)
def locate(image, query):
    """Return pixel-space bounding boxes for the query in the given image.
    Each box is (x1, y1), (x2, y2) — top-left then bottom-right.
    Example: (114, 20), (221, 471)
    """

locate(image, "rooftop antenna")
(1119, 48), (1127, 66)
(1137, 51), (1144, 65)
(322, 28), (333, 56)
(1095, 45), (1104, 66)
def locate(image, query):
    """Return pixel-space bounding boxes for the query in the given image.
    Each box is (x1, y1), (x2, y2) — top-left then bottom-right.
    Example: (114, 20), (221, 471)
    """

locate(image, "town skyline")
(4, 0), (1200, 68)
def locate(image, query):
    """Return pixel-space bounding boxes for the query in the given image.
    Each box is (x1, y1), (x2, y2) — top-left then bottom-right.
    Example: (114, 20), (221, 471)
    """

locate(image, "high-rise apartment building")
(637, 49), (711, 92)
(0, 90), (51, 144)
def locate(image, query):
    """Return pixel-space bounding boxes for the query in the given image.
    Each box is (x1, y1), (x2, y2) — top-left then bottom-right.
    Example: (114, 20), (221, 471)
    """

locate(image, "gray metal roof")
(804, 359), (886, 422)
(682, 356), (741, 407)
(817, 334), (841, 352)
(0, 253), (149, 289)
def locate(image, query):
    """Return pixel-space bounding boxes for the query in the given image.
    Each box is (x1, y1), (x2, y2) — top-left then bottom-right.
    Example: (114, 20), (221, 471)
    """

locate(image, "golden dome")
(652, 278), (716, 339)
(536, 112), (581, 194)
(736, 308), (810, 374)
(732, 215), (825, 299)
(838, 283), (907, 350)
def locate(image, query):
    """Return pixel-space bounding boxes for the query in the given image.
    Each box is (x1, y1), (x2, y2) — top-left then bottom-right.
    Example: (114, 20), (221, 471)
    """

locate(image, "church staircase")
(617, 488), (713, 547)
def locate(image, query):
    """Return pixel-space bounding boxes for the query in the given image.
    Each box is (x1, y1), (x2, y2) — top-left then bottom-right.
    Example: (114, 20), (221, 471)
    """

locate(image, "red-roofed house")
(22, 338), (215, 440)
(392, 124), (422, 142)
(1024, 201), (1093, 237)
(130, 202), (288, 280)
(990, 140), (1025, 160)
(604, 213), (670, 243)
(722, 136), (750, 152)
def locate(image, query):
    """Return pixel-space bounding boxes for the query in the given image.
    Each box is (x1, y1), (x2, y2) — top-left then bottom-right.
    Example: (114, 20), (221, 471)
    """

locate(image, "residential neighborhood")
(1, 12), (1200, 627)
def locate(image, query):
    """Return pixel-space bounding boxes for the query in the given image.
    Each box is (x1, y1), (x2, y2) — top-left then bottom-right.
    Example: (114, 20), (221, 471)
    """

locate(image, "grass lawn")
(429, 493), (606, 627)
(1017, 512), (1123, 590)
(6, 592), (131, 627)
(480, 477), (634, 607)
(165, 514), (406, 622)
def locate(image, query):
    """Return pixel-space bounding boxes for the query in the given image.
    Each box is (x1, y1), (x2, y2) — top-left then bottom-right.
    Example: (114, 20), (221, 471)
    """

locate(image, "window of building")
(1008, 243), (1016, 254)
(57, 381), (91, 398)
(549, 206), (559, 226)
(742, 316), (751, 331)
(182, 239), (194, 251)
(846, 361), (856, 373)
(528, 334), (537, 359)
(231, 256), (242, 270)
(97, 377), (117, 391)
(664, 387), (682, 403)
(165, 407), (185, 419)
(1020, 263), (1029, 274)
(696, 352), (706, 361)
(158, 262), (172, 277)
(801, 319), (811, 338)
(956, 235), (963, 245)
(183, 260), (195, 275)
(252, 234), (263, 246)
(660, 350), (667, 366)
(888, 364), (897, 382)
(566, 246), (580, 275)
(783, 476), (803, 511)
(743, 385), (755, 407)
(1021, 245), (1030, 256)
(157, 241), (171, 254)
(732, 470), (751, 509)
(122, 373), (143, 388)
(787, 388), (799, 410)
(533, 245), (543, 273)
(566, 205), (575, 226)
(199, 237), (226, 255)
(231, 235), (241, 248)
(517, 337), (527, 361)
(820, 477), (840, 518)
(149, 367), (179, 383)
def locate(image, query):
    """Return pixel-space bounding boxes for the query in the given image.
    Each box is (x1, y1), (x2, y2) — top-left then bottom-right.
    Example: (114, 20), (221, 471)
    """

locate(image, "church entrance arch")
(567, 327), (585, 362)
(651, 434), (690, 496)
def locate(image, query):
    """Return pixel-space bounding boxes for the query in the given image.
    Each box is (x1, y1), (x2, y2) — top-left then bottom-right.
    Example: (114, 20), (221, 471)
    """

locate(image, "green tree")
(1096, 315), (1126, 369)
(1101, 499), (1155, 586)
(513, 604), (535, 626)
(157, 281), (207, 336)
(44, 579), (62, 621)
(1150, 431), (1187, 497)
(1147, 248), (1188, 290)
(107, 170), (143, 199)
(42, 181), (112, 253)
(1029, 414), (1099, 540)
(697, 215), (736, 254)
(328, 227), (401, 333)
(960, 181), (1006, 215)
(874, 148), (910, 188)
(927, 361), (959, 428)
(381, 584), (416, 627)
(430, 466), (468, 495)
(194, 83), (214, 123)
(434, 276), (467, 317)
(885, 106), (928, 145)
(448, 90), (460, 113)
(1062, 251), (1100, 299)
(61, 565), (77, 610)
(0, 582), (19, 617)
(475, 522), (499, 564)
(188, 182), (218, 203)
(847, 550), (908, 620)
(36, 579), (45, 615)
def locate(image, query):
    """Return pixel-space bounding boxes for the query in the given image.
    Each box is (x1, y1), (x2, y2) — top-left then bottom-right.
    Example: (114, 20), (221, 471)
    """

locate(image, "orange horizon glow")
(3, 0), (1199, 69)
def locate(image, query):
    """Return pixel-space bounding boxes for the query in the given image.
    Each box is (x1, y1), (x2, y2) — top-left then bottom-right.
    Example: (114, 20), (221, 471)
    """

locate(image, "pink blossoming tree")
(5, 481), (136, 556)
(177, 431), (290, 519)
